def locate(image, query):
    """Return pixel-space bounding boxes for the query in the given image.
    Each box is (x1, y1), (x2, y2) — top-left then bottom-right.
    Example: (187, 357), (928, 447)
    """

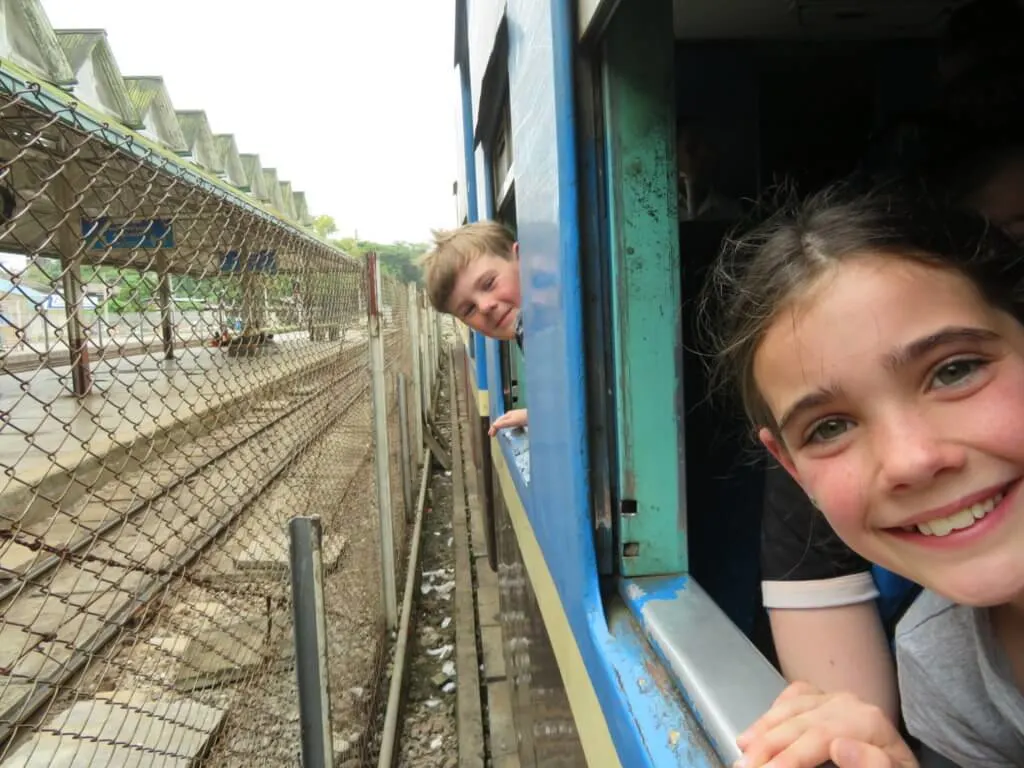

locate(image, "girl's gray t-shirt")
(896, 590), (1024, 768)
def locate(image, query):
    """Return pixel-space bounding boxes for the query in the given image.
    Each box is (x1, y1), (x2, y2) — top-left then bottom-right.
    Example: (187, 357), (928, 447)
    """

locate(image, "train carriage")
(450, 1), (976, 765)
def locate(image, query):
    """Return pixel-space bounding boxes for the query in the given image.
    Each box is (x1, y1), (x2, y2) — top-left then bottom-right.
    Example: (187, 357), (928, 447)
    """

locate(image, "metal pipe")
(376, 449), (432, 768)
(289, 515), (335, 768)
(397, 373), (413, 522)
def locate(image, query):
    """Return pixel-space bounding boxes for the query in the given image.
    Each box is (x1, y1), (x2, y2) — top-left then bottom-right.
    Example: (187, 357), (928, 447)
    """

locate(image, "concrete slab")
(487, 680), (520, 763)
(174, 615), (266, 692)
(75, 501), (123, 525)
(0, 540), (41, 575)
(474, 555), (500, 628)
(253, 399), (292, 412)
(480, 625), (506, 682)
(3, 595), (76, 636)
(0, 682), (38, 721)
(0, 627), (44, 669)
(3, 694), (225, 767)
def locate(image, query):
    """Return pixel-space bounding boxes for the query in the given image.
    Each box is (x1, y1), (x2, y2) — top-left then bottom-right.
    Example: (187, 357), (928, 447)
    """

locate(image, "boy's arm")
(488, 408), (527, 436)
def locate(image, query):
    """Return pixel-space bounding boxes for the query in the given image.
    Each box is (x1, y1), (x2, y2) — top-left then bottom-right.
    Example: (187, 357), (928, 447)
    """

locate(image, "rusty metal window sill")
(620, 575), (786, 765)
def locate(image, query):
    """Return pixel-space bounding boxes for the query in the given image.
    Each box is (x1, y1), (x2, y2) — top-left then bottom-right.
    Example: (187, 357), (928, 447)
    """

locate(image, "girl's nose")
(875, 410), (965, 492)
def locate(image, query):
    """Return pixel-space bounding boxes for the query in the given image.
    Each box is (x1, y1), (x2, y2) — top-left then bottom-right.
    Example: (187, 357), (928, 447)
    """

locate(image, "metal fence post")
(156, 254), (175, 360)
(426, 306), (436, 398)
(397, 373), (413, 522)
(434, 309), (443, 374)
(367, 253), (398, 629)
(289, 516), (334, 768)
(419, 297), (431, 419)
(56, 150), (91, 397)
(408, 284), (424, 462)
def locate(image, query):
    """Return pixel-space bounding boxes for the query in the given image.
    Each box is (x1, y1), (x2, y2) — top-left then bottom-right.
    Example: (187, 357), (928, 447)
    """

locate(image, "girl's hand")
(735, 682), (918, 768)
(488, 408), (528, 436)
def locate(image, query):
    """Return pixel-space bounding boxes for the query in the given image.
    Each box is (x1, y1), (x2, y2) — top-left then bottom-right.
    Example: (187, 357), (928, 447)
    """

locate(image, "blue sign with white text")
(81, 218), (175, 250)
(219, 250), (278, 275)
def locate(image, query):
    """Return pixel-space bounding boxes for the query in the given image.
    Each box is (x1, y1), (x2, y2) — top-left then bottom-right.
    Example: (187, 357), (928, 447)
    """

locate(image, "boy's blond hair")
(420, 221), (515, 313)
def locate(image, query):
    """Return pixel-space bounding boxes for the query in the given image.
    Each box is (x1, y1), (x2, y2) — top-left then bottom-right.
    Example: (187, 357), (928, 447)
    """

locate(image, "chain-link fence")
(0, 73), (440, 767)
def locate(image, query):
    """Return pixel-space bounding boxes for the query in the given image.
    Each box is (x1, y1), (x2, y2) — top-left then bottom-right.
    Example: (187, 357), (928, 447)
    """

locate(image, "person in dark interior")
(676, 116), (744, 222)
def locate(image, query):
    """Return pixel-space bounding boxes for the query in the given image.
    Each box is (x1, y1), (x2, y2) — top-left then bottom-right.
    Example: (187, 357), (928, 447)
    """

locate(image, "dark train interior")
(669, 0), (1018, 655)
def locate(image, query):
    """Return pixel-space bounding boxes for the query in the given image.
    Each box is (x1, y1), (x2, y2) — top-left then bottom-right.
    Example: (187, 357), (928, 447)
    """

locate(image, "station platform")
(0, 328), (369, 519)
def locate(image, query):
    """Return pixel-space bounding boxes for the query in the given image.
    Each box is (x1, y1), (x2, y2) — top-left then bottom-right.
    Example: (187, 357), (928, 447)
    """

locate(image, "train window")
(488, 96), (527, 438)
(492, 101), (514, 209)
(673, 36), (941, 637)
(589, 0), (974, 759)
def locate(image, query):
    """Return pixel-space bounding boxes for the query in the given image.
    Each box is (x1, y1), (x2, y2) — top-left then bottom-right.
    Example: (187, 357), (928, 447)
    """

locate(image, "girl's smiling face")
(755, 254), (1024, 607)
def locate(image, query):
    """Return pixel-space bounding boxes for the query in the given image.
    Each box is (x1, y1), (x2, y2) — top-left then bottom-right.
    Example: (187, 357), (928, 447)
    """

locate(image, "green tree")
(110, 270), (157, 313)
(312, 215), (338, 239)
(311, 214), (428, 286)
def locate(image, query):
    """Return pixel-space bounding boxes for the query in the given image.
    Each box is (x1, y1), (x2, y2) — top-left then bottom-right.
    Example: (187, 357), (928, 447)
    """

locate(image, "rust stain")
(644, 655), (677, 699)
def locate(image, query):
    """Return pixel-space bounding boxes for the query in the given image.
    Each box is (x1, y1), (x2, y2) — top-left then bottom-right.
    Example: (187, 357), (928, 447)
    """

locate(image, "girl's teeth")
(915, 493), (1003, 537)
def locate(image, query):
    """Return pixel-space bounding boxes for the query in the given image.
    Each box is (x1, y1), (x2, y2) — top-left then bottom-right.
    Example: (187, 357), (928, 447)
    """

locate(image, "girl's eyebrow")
(776, 327), (1000, 432)
(777, 385), (842, 434)
(883, 326), (1000, 371)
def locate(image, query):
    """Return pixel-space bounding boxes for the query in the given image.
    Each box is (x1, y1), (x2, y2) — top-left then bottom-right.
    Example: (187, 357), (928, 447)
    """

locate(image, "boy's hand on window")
(488, 408), (528, 436)
(734, 682), (918, 768)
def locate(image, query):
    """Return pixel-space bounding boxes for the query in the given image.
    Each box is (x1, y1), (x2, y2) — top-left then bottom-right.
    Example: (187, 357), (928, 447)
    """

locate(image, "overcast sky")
(40, 0), (458, 244)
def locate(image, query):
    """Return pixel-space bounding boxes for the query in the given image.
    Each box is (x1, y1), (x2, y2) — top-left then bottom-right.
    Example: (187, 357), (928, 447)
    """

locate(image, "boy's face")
(446, 245), (521, 340)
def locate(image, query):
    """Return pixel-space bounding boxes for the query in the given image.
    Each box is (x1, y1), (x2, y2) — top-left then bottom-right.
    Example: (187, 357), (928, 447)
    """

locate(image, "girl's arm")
(770, 602), (899, 723)
(735, 682), (918, 768)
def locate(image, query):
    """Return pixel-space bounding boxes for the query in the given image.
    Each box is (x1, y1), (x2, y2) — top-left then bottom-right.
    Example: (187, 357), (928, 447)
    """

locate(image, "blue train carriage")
(452, 0), (959, 765)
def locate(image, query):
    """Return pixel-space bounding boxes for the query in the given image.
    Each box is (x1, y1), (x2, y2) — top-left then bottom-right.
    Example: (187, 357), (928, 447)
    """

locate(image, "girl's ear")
(759, 426), (799, 481)
(512, 241), (520, 261)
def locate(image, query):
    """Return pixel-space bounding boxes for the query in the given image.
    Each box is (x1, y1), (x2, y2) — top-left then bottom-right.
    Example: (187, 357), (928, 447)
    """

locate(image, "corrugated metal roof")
(0, 0), (318, 229)
(52, 29), (101, 72)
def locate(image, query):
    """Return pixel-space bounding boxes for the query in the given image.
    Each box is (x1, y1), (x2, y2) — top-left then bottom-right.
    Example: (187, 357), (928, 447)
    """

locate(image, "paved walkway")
(0, 328), (370, 520)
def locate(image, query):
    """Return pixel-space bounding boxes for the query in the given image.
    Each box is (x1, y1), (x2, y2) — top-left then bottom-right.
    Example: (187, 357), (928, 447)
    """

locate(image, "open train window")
(488, 96), (527, 427)
(589, 0), (978, 754)
(596, 0), (957, 607)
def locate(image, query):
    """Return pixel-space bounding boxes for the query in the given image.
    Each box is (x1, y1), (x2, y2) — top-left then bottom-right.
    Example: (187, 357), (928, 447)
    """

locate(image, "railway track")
(0, 332), (402, 748)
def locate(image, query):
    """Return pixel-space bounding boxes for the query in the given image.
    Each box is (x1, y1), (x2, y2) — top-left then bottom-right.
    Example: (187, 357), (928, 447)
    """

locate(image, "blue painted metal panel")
(461, 65), (479, 224)
(504, 0), (662, 763)
(475, 143), (495, 391)
(603, 600), (720, 768)
(485, 335), (503, 422)
(475, 332), (489, 392)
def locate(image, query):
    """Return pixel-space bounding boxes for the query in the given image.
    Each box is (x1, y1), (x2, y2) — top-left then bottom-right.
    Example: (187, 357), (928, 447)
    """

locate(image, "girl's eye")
(806, 418), (852, 444)
(930, 358), (986, 390)
(483, 277), (495, 290)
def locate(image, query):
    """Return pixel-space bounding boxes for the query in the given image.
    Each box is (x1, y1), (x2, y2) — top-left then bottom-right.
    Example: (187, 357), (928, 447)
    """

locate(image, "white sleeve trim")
(762, 573), (880, 610)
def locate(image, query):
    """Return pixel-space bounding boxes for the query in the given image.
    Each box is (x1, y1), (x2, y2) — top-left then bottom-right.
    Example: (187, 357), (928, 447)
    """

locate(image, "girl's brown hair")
(699, 180), (1024, 431)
